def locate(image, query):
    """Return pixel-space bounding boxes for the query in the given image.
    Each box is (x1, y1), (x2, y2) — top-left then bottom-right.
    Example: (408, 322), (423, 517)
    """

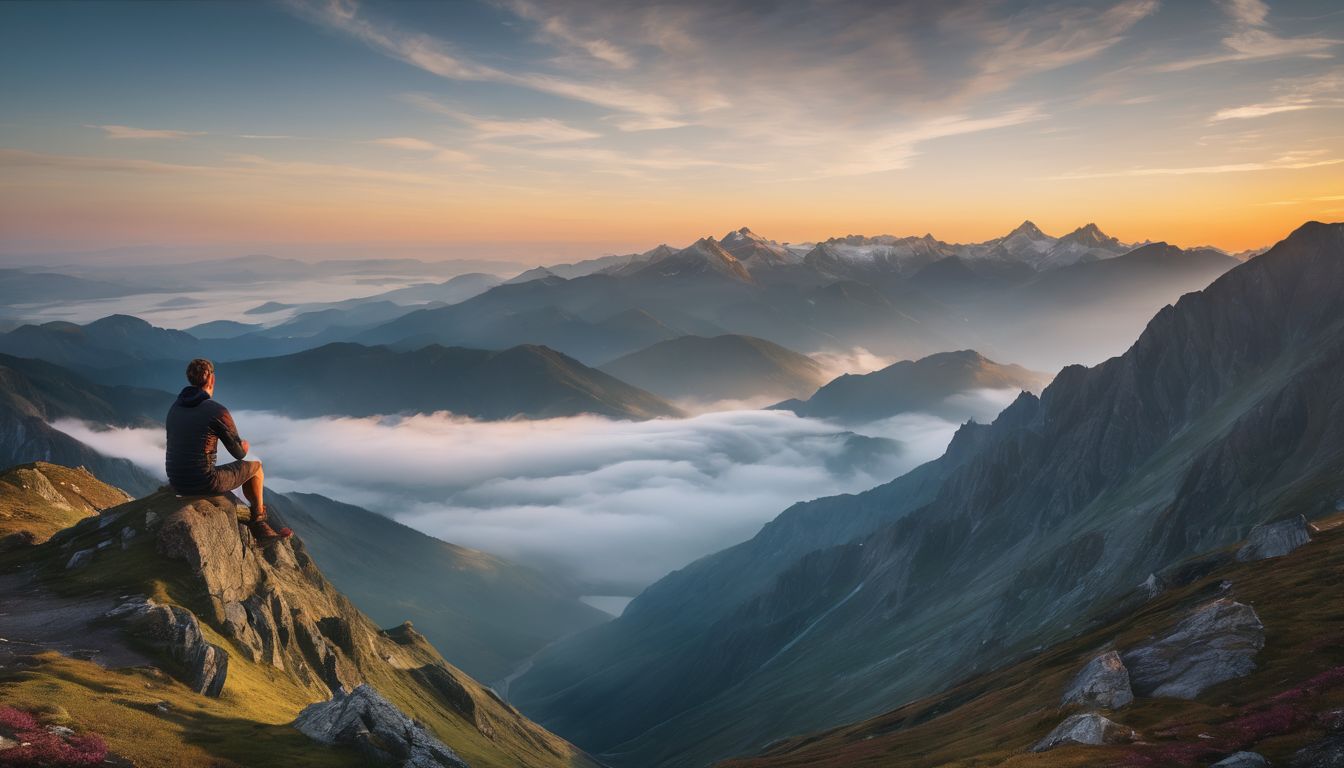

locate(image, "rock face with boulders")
(105, 596), (229, 697)
(293, 684), (470, 768)
(1237, 515), (1311, 561)
(1122, 598), (1264, 699)
(1061, 650), (1133, 709)
(1030, 712), (1137, 752)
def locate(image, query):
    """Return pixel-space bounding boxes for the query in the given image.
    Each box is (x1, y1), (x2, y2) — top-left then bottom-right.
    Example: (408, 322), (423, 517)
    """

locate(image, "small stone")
(1062, 651), (1134, 710)
(1031, 712), (1137, 752)
(96, 539), (113, 550)
(1212, 751), (1269, 768)
(144, 510), (159, 526)
(293, 684), (469, 767)
(66, 548), (94, 569)
(45, 725), (75, 737)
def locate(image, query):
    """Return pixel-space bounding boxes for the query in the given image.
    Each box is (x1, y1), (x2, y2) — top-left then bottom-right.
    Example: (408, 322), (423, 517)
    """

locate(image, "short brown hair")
(186, 358), (214, 387)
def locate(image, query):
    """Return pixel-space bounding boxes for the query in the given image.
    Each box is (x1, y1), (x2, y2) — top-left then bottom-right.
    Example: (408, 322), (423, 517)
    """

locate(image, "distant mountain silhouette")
(601, 334), (828, 403)
(773, 349), (1050, 422)
(211, 342), (683, 420)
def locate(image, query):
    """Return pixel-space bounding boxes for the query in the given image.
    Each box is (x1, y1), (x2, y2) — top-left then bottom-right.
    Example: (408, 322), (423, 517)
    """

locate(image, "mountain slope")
(0, 353), (165, 494)
(203, 342), (681, 420)
(509, 222), (1344, 766)
(773, 349), (1051, 422)
(0, 481), (598, 768)
(268, 492), (609, 683)
(51, 340), (688, 420)
(720, 511), (1344, 768)
(600, 334), (828, 403)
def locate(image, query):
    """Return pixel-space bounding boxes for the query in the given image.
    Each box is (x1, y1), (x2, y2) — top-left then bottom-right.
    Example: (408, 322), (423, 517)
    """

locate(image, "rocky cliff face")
(12, 487), (596, 768)
(512, 222), (1344, 767)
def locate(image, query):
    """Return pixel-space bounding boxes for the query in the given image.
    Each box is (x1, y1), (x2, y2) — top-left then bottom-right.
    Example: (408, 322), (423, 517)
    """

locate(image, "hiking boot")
(248, 519), (293, 542)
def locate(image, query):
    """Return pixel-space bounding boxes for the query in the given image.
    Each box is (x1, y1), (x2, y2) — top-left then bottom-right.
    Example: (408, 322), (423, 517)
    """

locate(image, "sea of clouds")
(55, 390), (1018, 597)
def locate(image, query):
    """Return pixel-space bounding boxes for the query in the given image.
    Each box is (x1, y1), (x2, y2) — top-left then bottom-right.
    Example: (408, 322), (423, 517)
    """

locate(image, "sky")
(2, 0), (1343, 260)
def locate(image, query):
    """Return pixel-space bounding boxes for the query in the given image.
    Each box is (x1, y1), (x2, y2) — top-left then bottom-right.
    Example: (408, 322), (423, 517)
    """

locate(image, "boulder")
(293, 684), (469, 768)
(1237, 515), (1311, 561)
(1030, 712), (1137, 752)
(1061, 650), (1134, 709)
(1292, 732), (1344, 768)
(1212, 752), (1269, 768)
(65, 548), (94, 569)
(1122, 598), (1264, 699)
(106, 597), (229, 697)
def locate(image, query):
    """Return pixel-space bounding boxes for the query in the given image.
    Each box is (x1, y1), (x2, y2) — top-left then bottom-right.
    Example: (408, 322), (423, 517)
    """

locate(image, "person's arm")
(211, 405), (249, 460)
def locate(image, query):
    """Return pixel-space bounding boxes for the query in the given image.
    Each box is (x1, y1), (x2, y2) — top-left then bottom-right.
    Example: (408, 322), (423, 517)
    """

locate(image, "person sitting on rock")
(165, 357), (291, 542)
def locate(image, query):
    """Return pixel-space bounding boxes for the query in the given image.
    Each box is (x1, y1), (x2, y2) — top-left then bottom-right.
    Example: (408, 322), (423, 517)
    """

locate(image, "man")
(165, 358), (291, 542)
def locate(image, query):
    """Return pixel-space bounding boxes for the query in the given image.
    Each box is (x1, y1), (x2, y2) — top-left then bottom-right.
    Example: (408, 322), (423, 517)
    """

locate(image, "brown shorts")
(206, 460), (261, 494)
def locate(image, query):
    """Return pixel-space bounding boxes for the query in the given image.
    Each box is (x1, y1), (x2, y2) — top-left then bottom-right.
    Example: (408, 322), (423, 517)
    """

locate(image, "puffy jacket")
(164, 386), (246, 493)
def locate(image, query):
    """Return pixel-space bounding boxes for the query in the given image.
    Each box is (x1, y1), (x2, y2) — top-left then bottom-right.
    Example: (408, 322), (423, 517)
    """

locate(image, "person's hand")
(240, 440), (251, 455)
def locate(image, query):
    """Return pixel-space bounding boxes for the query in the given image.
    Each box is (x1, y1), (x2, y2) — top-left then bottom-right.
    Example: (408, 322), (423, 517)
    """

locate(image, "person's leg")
(240, 461), (265, 522)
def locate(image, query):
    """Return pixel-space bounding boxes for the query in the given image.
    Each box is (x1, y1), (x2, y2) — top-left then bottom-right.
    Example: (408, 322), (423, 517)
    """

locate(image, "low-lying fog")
(56, 389), (1018, 599)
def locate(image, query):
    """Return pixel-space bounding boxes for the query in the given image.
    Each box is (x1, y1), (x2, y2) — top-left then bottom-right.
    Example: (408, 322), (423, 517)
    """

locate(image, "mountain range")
(507, 221), (1344, 767)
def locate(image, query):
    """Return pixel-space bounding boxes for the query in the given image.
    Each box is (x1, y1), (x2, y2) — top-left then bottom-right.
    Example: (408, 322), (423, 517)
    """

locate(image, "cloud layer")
(54, 405), (984, 593)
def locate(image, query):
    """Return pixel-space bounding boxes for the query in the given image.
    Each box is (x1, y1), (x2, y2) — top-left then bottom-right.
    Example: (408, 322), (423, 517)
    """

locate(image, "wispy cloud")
(1209, 69), (1344, 121)
(286, 0), (677, 117)
(1051, 152), (1344, 179)
(403, 95), (600, 143)
(1155, 0), (1341, 72)
(88, 124), (205, 140)
(371, 136), (440, 151)
(817, 106), (1045, 177)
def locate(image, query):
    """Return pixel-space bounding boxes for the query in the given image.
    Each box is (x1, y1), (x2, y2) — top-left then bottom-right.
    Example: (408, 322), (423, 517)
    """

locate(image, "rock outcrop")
(1061, 650), (1133, 709)
(105, 596), (229, 697)
(1212, 752), (1270, 768)
(1030, 712), (1137, 752)
(1122, 599), (1264, 699)
(1237, 515), (1311, 561)
(1292, 733), (1344, 767)
(293, 684), (469, 768)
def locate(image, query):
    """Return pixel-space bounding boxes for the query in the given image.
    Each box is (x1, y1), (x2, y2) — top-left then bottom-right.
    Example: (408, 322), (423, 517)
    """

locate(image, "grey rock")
(1212, 752), (1269, 768)
(1062, 650), (1134, 709)
(1030, 712), (1137, 752)
(1122, 598), (1264, 699)
(1292, 733), (1344, 767)
(106, 597), (229, 697)
(65, 548), (94, 569)
(1237, 515), (1311, 562)
(293, 684), (469, 767)
(96, 539), (113, 550)
(1139, 573), (1163, 599)
(45, 725), (75, 737)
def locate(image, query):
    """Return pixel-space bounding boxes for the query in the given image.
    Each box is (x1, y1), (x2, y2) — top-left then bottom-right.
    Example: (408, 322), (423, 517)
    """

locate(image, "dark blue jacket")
(165, 387), (246, 493)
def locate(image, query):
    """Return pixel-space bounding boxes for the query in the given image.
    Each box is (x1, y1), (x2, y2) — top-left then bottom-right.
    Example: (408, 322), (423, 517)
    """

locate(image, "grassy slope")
(719, 514), (1344, 768)
(0, 461), (130, 543)
(0, 490), (598, 768)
